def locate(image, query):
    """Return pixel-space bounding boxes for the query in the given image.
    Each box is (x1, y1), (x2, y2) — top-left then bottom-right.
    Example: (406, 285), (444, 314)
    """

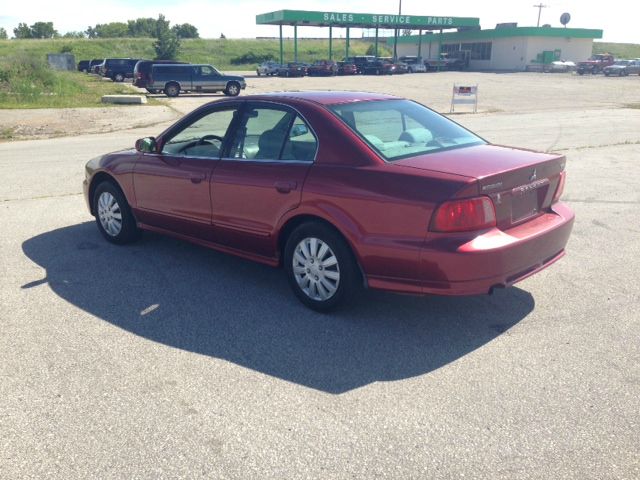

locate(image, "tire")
(114, 73), (125, 82)
(605, 72), (610, 76)
(93, 181), (139, 245)
(224, 81), (241, 96)
(164, 82), (180, 97)
(284, 222), (359, 311)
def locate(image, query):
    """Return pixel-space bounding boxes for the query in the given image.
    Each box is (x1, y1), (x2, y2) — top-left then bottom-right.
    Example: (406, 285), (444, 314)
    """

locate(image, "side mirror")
(135, 137), (157, 153)
(290, 124), (309, 138)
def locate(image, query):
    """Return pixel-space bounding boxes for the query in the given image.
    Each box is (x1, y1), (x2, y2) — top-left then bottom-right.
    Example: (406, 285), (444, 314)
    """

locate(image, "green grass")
(0, 50), (149, 109)
(0, 37), (390, 109)
(0, 37), (389, 70)
(593, 42), (640, 59)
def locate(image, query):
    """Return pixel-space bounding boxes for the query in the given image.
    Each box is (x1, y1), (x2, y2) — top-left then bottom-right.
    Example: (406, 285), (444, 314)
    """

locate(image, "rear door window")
(228, 106), (317, 162)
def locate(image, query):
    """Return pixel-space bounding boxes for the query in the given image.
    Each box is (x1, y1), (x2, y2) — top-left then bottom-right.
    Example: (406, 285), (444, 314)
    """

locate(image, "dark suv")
(77, 60), (90, 72)
(346, 56), (375, 74)
(99, 58), (141, 82)
(134, 60), (187, 93)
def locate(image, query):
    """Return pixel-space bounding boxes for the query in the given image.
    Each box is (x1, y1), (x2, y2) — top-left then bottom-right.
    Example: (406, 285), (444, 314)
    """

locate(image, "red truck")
(577, 54), (615, 75)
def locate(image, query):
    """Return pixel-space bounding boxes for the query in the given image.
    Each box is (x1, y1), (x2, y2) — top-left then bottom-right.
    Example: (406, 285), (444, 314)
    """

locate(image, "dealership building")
(257, 9), (603, 71)
(394, 26), (604, 71)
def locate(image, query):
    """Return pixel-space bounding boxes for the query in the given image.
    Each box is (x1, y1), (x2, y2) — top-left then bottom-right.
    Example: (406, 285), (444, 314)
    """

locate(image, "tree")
(0, 28), (7, 40)
(127, 17), (157, 37)
(172, 23), (199, 39)
(93, 22), (128, 38)
(30, 22), (58, 38)
(153, 14), (180, 60)
(85, 26), (96, 38)
(220, 33), (226, 39)
(63, 31), (85, 38)
(13, 23), (32, 39)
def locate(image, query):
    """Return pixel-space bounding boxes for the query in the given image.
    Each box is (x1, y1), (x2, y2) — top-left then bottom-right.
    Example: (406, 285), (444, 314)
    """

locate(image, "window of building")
(461, 42), (492, 60)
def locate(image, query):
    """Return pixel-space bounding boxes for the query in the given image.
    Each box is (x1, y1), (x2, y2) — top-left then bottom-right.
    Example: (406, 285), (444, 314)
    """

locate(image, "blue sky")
(0, 0), (635, 43)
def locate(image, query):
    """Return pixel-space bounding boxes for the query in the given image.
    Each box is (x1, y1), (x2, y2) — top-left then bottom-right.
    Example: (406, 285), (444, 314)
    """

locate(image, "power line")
(533, 3), (549, 27)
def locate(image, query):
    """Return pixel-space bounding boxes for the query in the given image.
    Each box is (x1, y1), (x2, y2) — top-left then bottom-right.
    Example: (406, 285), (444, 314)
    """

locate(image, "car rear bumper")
(366, 202), (574, 296)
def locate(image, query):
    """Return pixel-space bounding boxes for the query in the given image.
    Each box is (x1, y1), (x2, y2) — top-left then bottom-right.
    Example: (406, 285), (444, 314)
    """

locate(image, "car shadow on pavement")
(22, 222), (535, 394)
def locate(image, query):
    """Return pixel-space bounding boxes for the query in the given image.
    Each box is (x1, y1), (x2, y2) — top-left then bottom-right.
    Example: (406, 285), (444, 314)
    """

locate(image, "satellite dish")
(560, 12), (571, 26)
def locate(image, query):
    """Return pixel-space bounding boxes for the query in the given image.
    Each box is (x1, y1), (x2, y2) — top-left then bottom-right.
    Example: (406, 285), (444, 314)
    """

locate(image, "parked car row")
(256, 55), (451, 78)
(77, 58), (246, 97)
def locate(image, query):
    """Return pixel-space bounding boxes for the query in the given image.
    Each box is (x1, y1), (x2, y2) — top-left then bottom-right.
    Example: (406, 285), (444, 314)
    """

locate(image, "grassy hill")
(593, 42), (640, 59)
(0, 37), (389, 70)
(1, 37), (637, 110)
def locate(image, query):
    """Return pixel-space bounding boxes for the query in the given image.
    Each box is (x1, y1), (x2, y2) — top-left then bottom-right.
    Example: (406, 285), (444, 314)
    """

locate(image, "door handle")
(189, 173), (207, 183)
(274, 181), (297, 193)
(190, 172), (207, 184)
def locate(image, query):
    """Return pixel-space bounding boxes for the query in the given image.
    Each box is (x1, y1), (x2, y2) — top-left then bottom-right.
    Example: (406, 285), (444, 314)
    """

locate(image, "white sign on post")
(450, 84), (478, 113)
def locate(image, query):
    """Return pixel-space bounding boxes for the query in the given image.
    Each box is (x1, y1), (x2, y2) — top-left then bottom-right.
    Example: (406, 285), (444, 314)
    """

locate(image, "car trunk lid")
(394, 144), (566, 228)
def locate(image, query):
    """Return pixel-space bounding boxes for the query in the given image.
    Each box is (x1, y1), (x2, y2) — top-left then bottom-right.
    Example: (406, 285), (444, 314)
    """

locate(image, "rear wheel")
(93, 181), (139, 245)
(284, 223), (359, 311)
(114, 73), (125, 82)
(164, 82), (180, 97)
(224, 81), (241, 96)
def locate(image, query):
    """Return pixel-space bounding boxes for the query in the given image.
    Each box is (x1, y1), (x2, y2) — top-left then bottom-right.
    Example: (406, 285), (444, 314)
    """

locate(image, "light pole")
(393, 0), (402, 60)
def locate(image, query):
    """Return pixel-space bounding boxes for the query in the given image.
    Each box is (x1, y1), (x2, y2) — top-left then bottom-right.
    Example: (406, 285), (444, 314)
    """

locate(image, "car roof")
(246, 91), (399, 106)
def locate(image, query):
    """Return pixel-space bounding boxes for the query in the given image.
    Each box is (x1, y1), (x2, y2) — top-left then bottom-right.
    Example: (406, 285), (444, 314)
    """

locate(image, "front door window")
(161, 108), (237, 158)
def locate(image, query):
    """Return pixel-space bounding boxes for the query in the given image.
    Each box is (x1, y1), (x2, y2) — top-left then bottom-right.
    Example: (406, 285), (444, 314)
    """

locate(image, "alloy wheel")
(97, 191), (122, 237)
(292, 237), (340, 301)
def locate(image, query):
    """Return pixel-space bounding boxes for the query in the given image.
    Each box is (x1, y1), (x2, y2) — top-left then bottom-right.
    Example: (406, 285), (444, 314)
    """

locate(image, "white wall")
(525, 37), (594, 64)
(396, 36), (595, 71)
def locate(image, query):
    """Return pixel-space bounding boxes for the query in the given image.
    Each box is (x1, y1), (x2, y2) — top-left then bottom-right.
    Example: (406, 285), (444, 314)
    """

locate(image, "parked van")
(149, 64), (246, 97)
(133, 60), (187, 93)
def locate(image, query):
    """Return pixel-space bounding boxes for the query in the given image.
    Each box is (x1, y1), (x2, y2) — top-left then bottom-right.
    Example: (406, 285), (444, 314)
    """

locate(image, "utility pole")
(393, 0), (402, 60)
(533, 3), (548, 27)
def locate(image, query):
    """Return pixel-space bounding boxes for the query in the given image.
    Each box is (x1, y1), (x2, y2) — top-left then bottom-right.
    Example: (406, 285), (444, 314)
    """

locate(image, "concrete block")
(101, 95), (148, 105)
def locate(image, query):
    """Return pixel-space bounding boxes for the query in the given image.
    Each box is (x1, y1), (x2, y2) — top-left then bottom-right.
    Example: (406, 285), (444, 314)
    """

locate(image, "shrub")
(230, 52), (275, 65)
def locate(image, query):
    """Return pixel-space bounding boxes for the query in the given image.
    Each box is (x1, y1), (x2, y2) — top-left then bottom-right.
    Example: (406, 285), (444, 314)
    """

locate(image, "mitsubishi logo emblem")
(529, 168), (537, 182)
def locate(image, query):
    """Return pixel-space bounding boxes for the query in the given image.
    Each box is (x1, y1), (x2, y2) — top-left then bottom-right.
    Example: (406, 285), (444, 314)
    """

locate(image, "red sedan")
(83, 91), (574, 310)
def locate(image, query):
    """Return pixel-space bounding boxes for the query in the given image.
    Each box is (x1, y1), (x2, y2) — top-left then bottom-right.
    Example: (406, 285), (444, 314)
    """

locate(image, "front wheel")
(224, 81), (241, 96)
(284, 223), (359, 311)
(93, 181), (139, 245)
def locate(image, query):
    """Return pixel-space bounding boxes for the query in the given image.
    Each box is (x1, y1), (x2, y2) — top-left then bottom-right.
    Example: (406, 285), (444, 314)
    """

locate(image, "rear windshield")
(329, 99), (485, 161)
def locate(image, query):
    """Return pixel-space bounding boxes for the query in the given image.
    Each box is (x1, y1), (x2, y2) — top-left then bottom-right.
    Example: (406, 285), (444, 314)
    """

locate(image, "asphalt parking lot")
(1, 72), (639, 479)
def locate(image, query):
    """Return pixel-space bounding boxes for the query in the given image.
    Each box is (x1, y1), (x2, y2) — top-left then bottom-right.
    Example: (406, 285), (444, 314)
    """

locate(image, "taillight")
(430, 196), (496, 233)
(553, 171), (566, 203)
